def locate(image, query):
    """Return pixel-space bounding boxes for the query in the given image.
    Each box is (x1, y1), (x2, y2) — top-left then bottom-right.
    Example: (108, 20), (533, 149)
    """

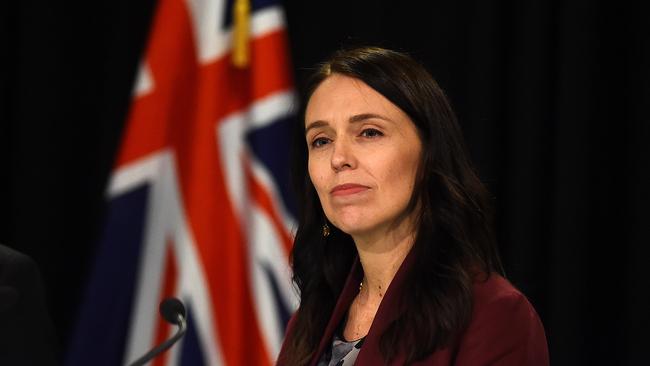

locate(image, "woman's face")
(305, 74), (422, 239)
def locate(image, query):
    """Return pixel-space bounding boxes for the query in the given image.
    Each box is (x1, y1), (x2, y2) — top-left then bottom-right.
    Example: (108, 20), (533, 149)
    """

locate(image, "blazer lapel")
(309, 258), (363, 366)
(308, 249), (417, 365)
(354, 249), (416, 365)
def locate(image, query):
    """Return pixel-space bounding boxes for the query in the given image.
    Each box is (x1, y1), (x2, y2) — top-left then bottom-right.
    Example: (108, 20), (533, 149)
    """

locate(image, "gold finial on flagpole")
(232, 0), (250, 68)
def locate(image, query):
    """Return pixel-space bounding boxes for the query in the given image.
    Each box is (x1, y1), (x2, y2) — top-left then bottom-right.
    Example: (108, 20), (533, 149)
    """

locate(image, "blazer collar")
(309, 249), (416, 365)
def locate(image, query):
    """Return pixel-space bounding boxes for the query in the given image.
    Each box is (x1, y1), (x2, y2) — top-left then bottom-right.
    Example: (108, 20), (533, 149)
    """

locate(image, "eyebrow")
(304, 113), (393, 135)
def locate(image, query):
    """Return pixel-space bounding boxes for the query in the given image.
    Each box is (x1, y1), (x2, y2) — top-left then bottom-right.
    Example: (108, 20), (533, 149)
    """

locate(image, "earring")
(322, 222), (331, 238)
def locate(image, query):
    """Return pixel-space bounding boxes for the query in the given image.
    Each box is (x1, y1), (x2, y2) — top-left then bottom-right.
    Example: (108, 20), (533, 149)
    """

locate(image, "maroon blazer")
(278, 251), (549, 365)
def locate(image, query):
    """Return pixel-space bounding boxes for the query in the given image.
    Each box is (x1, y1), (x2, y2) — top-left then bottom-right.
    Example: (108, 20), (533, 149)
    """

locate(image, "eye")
(310, 137), (331, 149)
(360, 128), (383, 138)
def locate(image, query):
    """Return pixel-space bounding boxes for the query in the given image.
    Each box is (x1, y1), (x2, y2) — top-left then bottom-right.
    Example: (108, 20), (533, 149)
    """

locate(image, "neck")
(353, 221), (416, 302)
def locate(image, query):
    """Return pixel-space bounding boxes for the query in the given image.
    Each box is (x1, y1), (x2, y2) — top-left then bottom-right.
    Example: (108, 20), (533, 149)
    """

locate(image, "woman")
(277, 47), (549, 365)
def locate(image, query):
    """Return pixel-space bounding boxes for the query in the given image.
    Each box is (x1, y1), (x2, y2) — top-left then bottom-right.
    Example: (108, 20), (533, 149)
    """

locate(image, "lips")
(330, 183), (370, 196)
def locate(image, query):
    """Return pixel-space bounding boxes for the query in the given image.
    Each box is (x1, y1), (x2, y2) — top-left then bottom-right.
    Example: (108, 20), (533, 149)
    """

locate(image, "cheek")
(384, 149), (420, 197)
(307, 158), (327, 195)
(308, 160), (334, 221)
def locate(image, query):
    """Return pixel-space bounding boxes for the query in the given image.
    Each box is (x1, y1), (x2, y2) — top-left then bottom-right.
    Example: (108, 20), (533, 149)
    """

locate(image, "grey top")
(316, 332), (365, 366)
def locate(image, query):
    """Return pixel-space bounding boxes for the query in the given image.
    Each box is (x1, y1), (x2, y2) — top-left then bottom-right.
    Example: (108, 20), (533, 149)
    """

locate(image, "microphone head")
(159, 297), (186, 325)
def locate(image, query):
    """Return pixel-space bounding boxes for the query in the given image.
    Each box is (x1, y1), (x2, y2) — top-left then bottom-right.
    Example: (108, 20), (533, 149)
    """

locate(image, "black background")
(2, 0), (649, 364)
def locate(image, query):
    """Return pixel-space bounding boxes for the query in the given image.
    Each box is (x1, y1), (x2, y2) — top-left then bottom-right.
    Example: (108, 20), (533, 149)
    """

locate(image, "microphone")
(128, 297), (188, 366)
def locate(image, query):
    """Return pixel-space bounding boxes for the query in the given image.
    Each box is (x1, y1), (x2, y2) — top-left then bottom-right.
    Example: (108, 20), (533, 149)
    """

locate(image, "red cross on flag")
(67, 0), (298, 365)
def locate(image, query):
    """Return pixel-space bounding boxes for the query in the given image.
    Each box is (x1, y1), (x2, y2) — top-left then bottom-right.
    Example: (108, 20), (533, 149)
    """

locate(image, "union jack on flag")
(67, 0), (298, 364)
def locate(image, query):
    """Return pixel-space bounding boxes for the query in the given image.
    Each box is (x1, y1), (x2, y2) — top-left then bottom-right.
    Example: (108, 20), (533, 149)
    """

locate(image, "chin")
(327, 207), (380, 236)
(331, 218), (375, 237)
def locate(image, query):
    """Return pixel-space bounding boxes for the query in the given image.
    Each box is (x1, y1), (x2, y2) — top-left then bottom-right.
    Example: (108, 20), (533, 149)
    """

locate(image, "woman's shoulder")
(469, 273), (544, 333)
(452, 273), (550, 365)
(471, 273), (528, 306)
(468, 273), (543, 338)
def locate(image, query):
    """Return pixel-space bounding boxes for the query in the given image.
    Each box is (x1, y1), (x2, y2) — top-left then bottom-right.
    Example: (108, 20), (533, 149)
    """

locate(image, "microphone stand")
(127, 313), (187, 366)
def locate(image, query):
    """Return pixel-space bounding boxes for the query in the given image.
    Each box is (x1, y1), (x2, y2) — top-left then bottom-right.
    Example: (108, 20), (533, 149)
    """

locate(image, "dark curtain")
(2, 1), (648, 364)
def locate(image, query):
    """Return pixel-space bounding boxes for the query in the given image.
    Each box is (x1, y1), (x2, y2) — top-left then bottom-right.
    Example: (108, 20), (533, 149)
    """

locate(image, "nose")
(330, 137), (356, 172)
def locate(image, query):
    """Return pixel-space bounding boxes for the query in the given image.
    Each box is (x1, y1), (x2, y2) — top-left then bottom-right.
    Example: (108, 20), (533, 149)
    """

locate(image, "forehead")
(305, 74), (408, 126)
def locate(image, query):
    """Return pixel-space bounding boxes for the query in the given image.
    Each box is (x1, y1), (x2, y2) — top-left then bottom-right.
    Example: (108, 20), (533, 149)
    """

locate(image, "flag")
(66, 0), (298, 364)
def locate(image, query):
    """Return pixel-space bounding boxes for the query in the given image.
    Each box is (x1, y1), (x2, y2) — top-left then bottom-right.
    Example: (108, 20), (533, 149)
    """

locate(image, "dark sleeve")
(0, 245), (59, 365)
(276, 312), (297, 365)
(453, 290), (549, 366)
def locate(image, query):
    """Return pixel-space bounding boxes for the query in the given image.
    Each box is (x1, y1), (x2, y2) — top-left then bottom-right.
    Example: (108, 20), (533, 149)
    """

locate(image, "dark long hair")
(280, 47), (503, 365)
